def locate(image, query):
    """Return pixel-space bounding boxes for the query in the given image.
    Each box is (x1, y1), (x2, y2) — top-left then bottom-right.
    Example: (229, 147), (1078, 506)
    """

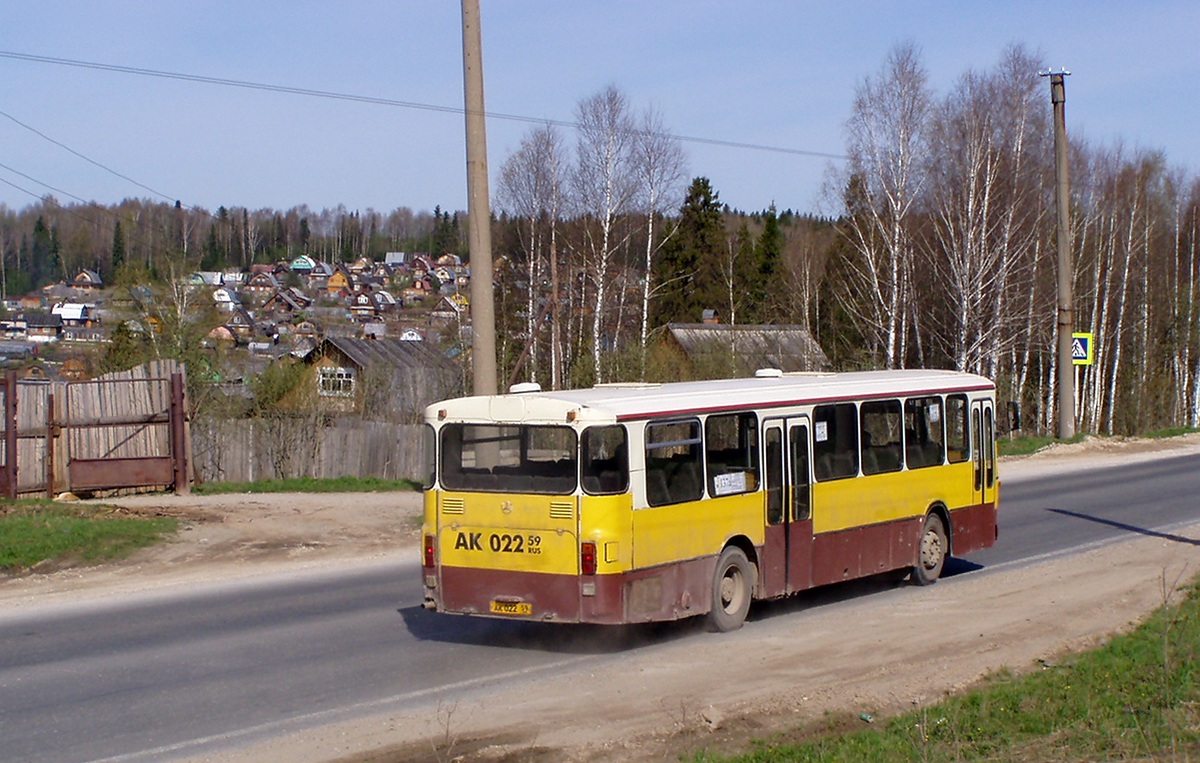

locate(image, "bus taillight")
(580, 541), (597, 576)
(423, 534), (436, 568)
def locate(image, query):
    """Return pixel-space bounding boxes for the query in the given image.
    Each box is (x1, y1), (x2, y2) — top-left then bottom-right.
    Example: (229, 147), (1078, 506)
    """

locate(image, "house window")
(318, 366), (356, 397)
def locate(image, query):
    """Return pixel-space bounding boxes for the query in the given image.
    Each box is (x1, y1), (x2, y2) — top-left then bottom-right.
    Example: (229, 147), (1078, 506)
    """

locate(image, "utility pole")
(461, 0), (497, 396)
(1041, 68), (1074, 439)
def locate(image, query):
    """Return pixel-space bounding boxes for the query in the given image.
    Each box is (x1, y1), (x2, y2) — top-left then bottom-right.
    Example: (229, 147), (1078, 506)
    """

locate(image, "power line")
(0, 49), (847, 161)
(0, 170), (121, 232)
(0, 159), (98, 207)
(0, 109), (177, 204)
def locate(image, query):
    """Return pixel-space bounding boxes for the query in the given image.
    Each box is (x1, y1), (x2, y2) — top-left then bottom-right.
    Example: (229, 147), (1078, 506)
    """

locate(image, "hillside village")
(0, 251), (471, 385)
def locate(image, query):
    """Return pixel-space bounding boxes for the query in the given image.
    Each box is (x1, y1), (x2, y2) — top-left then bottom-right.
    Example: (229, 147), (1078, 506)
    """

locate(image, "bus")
(420, 369), (998, 631)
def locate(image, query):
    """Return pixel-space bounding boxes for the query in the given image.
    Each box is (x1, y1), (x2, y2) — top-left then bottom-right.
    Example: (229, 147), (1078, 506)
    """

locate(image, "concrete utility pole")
(1042, 69), (1074, 439)
(462, 0), (497, 396)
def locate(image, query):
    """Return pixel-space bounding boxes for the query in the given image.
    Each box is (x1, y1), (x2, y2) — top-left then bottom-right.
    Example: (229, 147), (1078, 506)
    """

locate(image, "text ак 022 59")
(454, 531), (542, 555)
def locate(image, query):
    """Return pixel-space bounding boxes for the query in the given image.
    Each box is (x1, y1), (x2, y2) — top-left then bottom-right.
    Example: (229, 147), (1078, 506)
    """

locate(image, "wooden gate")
(0, 361), (190, 499)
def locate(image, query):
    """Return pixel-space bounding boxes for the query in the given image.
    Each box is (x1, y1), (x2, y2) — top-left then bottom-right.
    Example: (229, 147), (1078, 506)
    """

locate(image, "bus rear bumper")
(430, 560), (714, 625)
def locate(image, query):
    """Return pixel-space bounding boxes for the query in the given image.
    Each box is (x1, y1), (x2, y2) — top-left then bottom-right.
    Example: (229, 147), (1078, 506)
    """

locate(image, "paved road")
(2, 451), (1198, 763)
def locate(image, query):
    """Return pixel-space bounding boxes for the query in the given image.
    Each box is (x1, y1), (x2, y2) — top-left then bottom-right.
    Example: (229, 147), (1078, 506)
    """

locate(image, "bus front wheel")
(707, 547), (753, 632)
(913, 513), (947, 586)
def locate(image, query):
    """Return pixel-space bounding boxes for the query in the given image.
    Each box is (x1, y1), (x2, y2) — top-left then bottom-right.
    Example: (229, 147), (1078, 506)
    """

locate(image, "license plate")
(490, 600), (532, 616)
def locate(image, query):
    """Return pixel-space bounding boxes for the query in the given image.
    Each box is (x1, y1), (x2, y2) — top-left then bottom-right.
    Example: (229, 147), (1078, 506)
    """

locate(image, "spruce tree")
(653, 177), (727, 326)
(753, 204), (783, 322)
(110, 220), (126, 281)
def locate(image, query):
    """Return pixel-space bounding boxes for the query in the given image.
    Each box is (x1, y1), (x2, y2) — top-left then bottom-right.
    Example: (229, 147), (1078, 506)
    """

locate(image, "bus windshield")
(440, 423), (577, 494)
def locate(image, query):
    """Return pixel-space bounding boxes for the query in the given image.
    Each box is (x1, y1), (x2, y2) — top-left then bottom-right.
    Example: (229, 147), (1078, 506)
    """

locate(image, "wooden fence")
(0, 360), (190, 498)
(191, 417), (425, 484)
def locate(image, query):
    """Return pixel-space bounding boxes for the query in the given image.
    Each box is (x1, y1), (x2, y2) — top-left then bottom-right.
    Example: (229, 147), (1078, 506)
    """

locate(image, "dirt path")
(4, 435), (1200, 762)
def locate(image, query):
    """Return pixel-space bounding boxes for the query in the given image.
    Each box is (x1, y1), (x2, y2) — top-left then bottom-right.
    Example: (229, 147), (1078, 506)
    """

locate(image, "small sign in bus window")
(712, 471), (748, 496)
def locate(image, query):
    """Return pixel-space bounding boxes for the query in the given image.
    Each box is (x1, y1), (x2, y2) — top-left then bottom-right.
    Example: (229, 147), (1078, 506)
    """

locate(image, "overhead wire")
(0, 49), (848, 161)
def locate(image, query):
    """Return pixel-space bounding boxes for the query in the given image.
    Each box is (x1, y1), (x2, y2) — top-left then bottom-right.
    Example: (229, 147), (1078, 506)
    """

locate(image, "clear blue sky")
(1, 1), (1197, 217)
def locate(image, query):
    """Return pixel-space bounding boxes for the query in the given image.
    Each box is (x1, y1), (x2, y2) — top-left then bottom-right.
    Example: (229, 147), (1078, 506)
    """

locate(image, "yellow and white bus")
(421, 369), (998, 631)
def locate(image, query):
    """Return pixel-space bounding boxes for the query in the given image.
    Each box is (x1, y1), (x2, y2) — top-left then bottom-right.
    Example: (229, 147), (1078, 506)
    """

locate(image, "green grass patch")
(692, 580), (1200, 763)
(194, 476), (421, 495)
(1144, 426), (1200, 440)
(1000, 427), (1200, 458)
(0, 502), (178, 572)
(998, 432), (1086, 457)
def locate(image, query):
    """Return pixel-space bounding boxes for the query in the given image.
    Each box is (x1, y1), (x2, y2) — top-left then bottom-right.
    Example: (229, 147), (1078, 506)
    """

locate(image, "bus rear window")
(440, 424), (577, 494)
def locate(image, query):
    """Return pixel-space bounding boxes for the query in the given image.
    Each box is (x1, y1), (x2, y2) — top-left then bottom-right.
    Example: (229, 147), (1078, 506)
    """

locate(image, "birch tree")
(923, 49), (1049, 377)
(633, 107), (687, 356)
(836, 43), (932, 368)
(498, 124), (568, 387)
(571, 86), (638, 384)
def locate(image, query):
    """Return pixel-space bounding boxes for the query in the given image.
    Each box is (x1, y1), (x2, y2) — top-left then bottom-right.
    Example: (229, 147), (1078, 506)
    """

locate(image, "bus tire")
(913, 513), (947, 586)
(707, 547), (753, 632)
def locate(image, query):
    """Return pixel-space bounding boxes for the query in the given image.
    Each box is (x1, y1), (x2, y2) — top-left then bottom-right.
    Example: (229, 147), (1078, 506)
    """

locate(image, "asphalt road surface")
(2, 451), (1198, 763)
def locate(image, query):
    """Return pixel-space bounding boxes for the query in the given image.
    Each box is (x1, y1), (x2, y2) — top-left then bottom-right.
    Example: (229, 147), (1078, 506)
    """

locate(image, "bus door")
(761, 417), (814, 597)
(971, 399), (997, 508)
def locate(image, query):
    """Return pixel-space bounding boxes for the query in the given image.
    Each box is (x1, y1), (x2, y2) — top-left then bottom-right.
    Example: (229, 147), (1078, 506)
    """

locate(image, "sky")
(1, 1), (1198, 218)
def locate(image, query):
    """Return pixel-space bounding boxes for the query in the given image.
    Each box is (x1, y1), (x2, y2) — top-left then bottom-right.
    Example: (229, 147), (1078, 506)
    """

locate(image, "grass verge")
(0, 501), (178, 573)
(998, 432), (1087, 457)
(693, 575), (1200, 762)
(194, 476), (421, 495)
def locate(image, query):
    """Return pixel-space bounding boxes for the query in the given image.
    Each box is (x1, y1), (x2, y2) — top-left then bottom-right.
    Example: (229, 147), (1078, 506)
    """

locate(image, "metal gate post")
(3, 372), (15, 499)
(170, 372), (190, 495)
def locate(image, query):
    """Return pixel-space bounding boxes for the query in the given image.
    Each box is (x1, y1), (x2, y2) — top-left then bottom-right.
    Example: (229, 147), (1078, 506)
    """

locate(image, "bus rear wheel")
(707, 547), (753, 632)
(913, 513), (947, 586)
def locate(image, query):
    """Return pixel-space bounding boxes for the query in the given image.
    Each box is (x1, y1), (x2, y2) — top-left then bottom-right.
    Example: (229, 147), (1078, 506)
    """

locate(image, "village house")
(51, 301), (99, 327)
(261, 287), (311, 318)
(289, 254), (318, 276)
(348, 291), (378, 321)
(70, 269), (104, 293)
(348, 256), (373, 274)
(653, 323), (830, 380)
(371, 289), (398, 314)
(243, 271), (280, 296)
(24, 312), (63, 343)
(224, 307), (256, 342)
(409, 255), (434, 279)
(325, 266), (353, 297)
(429, 294), (468, 324)
(370, 263), (395, 283)
(212, 286), (241, 313)
(306, 261), (334, 290)
(300, 335), (461, 422)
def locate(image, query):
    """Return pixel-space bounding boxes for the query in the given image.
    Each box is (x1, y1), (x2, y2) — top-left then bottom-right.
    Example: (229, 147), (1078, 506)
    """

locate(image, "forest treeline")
(2, 43), (1199, 436)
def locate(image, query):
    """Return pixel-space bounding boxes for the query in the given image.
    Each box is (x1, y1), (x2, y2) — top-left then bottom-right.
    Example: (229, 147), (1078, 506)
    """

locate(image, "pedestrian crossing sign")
(1072, 332), (1094, 365)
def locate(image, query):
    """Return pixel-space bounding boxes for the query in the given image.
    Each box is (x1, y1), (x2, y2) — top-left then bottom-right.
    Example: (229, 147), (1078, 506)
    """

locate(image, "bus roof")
(426, 369), (995, 425)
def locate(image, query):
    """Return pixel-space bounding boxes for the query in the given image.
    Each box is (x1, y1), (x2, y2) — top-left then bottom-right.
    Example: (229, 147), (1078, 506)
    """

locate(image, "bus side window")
(582, 425), (629, 495)
(705, 412), (759, 497)
(813, 403), (858, 481)
(644, 419), (703, 506)
(946, 394), (970, 463)
(861, 400), (902, 475)
(903, 396), (946, 469)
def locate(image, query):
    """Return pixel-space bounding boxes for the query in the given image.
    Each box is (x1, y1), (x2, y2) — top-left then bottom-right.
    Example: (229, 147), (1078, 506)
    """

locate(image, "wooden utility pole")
(462, 0), (497, 395)
(1043, 69), (1074, 439)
